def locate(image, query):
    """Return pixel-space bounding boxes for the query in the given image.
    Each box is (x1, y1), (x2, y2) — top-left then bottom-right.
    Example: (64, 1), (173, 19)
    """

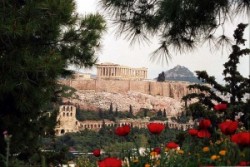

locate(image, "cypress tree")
(115, 107), (118, 117)
(163, 109), (167, 117)
(157, 72), (165, 82)
(129, 105), (133, 117)
(109, 103), (113, 115)
(157, 109), (163, 117)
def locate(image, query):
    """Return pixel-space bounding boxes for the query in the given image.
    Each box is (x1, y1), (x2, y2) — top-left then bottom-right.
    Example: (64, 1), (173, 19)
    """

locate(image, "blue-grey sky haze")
(74, 0), (250, 83)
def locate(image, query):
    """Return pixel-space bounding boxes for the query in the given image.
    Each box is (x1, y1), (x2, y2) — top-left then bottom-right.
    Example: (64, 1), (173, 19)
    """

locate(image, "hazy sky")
(74, 0), (249, 83)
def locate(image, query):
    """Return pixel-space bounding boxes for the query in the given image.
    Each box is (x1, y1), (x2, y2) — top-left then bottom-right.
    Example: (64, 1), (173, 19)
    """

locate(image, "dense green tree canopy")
(157, 71), (165, 82)
(100, 0), (250, 61)
(0, 0), (106, 161)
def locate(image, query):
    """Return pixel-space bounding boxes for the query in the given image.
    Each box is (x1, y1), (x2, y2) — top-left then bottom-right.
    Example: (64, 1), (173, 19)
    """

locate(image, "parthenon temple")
(96, 63), (147, 80)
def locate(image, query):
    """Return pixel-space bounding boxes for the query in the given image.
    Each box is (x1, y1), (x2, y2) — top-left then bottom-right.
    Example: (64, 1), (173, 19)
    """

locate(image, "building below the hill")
(55, 104), (195, 136)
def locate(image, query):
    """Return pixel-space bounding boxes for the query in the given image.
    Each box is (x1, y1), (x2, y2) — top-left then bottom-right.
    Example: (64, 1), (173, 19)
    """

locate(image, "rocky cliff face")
(68, 90), (183, 116)
(60, 77), (199, 116)
(60, 79), (196, 100)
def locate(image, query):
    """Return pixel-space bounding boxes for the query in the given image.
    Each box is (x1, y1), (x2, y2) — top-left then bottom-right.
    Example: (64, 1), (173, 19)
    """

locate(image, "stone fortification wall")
(60, 79), (196, 100)
(96, 80), (130, 93)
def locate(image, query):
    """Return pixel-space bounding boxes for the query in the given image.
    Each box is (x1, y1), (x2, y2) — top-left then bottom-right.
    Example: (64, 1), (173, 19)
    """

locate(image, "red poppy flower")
(98, 157), (122, 167)
(219, 120), (238, 135)
(188, 129), (198, 136)
(197, 129), (211, 138)
(115, 125), (130, 136)
(238, 161), (250, 166)
(214, 103), (227, 111)
(199, 119), (211, 129)
(231, 132), (250, 146)
(147, 123), (165, 135)
(92, 149), (101, 157)
(153, 147), (161, 154)
(166, 142), (179, 149)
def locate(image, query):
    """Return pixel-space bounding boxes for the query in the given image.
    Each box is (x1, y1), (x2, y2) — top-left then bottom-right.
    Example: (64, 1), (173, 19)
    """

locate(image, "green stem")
(6, 139), (9, 167)
(41, 155), (46, 167)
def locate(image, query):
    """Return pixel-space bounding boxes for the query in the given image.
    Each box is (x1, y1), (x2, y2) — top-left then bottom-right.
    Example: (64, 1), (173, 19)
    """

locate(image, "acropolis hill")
(59, 63), (199, 114)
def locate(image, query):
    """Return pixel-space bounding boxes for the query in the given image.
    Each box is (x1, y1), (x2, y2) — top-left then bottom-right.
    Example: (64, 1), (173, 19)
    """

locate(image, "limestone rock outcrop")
(60, 79), (198, 101)
(68, 90), (183, 115)
(60, 77), (200, 116)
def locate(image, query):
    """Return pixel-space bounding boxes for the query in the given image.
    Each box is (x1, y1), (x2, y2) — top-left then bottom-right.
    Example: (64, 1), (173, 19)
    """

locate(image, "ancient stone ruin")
(55, 104), (195, 136)
(56, 63), (200, 135)
(96, 62), (147, 80)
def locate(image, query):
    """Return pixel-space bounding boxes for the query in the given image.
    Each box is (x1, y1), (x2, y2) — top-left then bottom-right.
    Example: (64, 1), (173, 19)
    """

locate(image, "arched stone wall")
(55, 104), (78, 135)
(55, 105), (195, 136)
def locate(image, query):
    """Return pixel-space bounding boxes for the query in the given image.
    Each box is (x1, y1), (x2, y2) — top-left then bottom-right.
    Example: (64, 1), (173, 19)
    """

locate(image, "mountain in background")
(157, 65), (202, 83)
